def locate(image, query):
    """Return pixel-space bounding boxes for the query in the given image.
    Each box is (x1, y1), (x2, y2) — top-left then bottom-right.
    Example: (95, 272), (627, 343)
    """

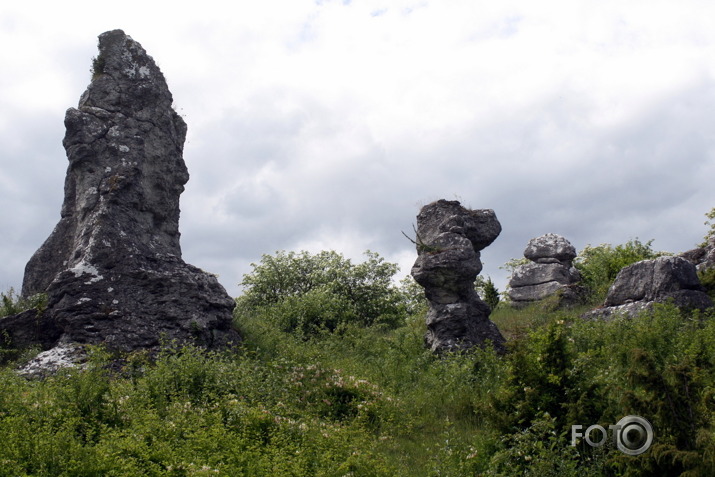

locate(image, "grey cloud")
(0, 110), (66, 291)
(4, 17), (715, 300)
(198, 77), (711, 293)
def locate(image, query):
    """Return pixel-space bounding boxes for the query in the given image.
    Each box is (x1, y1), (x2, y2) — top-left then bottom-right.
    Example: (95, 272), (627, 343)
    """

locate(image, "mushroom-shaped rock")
(410, 200), (505, 353)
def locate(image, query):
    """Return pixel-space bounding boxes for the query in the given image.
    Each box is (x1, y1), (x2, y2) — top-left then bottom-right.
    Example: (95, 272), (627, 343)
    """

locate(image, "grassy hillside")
(1, 245), (714, 476)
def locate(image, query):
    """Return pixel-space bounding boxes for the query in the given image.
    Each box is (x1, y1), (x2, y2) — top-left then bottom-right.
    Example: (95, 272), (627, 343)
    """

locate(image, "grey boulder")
(524, 233), (577, 264)
(584, 256), (712, 319)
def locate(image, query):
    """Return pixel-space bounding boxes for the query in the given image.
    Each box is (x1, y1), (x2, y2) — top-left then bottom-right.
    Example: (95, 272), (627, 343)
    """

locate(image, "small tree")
(237, 250), (407, 335)
(478, 277), (500, 310)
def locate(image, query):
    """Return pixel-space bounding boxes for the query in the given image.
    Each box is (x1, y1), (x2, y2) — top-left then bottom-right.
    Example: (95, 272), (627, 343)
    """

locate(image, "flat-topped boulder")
(1, 30), (239, 363)
(508, 234), (582, 307)
(524, 233), (577, 264)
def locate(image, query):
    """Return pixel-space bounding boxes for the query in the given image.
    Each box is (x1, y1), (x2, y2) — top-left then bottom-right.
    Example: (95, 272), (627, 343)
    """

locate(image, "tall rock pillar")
(410, 200), (505, 353)
(6, 30), (239, 353)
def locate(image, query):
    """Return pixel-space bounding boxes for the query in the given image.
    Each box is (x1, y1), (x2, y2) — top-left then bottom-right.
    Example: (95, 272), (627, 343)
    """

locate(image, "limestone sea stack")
(410, 200), (506, 353)
(3, 30), (239, 354)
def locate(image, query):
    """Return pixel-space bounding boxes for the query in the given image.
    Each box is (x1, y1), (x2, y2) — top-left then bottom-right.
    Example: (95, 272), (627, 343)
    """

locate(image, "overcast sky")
(2, 1), (715, 297)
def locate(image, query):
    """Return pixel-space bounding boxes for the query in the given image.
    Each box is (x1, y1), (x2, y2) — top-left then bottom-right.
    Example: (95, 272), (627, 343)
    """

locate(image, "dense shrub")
(497, 320), (574, 431)
(485, 413), (587, 476)
(574, 239), (666, 303)
(489, 304), (715, 476)
(236, 250), (409, 335)
(2, 243), (715, 475)
(0, 288), (46, 319)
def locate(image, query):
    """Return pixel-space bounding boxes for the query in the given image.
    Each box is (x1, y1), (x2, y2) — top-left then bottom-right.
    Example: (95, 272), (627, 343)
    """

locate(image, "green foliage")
(90, 54), (105, 81)
(486, 303), (715, 476)
(0, 288), (47, 319)
(395, 274), (428, 317)
(237, 250), (408, 336)
(702, 206), (715, 246)
(500, 256), (530, 280)
(485, 413), (588, 476)
(478, 276), (501, 310)
(498, 320), (574, 430)
(699, 267), (715, 299)
(574, 239), (665, 303)
(3, 251), (715, 475)
(0, 343), (402, 476)
(569, 305), (715, 476)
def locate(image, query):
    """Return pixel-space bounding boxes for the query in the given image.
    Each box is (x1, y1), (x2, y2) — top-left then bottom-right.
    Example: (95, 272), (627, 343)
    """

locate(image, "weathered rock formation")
(681, 236), (715, 272)
(410, 200), (505, 353)
(508, 234), (582, 307)
(1, 30), (239, 359)
(583, 256), (713, 319)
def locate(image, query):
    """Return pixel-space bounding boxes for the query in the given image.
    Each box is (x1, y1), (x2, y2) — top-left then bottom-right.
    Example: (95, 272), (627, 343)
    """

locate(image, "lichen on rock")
(507, 234), (583, 308)
(1, 30), (239, 370)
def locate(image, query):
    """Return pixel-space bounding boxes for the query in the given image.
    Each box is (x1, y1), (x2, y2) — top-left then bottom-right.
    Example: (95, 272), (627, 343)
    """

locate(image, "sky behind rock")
(2, 1), (715, 296)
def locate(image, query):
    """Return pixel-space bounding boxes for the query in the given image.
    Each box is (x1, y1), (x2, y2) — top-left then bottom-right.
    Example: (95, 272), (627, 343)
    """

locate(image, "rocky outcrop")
(508, 234), (582, 307)
(410, 200), (505, 353)
(1, 30), (239, 361)
(583, 256), (713, 319)
(680, 236), (715, 272)
(17, 343), (89, 379)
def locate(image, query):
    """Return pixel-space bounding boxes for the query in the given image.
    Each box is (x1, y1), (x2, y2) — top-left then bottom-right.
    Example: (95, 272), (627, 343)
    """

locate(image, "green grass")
(1, 296), (714, 475)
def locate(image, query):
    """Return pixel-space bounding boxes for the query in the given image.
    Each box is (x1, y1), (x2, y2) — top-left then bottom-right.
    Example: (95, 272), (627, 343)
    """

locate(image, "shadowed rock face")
(410, 200), (505, 353)
(583, 256), (712, 320)
(681, 236), (715, 272)
(3, 30), (239, 355)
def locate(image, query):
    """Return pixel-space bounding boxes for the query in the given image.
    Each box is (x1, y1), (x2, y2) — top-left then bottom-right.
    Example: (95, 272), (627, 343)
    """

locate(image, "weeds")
(1, 254), (715, 475)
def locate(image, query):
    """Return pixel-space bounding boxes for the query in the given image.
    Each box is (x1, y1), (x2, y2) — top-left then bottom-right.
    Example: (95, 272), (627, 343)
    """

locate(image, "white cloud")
(2, 1), (715, 296)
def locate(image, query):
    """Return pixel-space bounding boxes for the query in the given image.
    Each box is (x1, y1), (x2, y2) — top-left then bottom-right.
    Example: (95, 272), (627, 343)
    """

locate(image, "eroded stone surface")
(410, 200), (505, 353)
(583, 256), (712, 319)
(681, 236), (715, 273)
(1, 30), (239, 364)
(524, 233), (577, 264)
(16, 343), (88, 380)
(508, 234), (582, 307)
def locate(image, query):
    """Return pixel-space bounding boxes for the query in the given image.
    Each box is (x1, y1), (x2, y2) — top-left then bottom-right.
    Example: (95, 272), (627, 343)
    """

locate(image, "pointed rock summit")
(3, 30), (239, 357)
